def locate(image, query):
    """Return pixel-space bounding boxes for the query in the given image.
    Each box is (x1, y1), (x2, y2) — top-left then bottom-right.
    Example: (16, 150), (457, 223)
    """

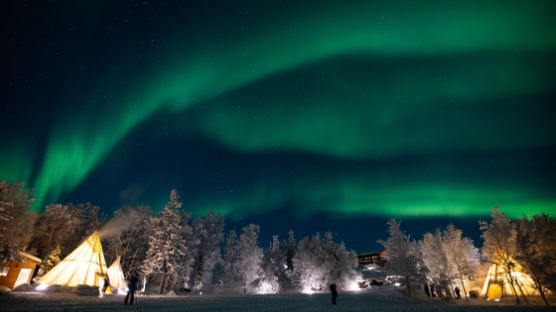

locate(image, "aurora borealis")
(2, 0), (556, 250)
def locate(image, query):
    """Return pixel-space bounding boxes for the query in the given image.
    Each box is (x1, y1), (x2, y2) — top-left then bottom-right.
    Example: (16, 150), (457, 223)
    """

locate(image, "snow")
(2, 288), (553, 312)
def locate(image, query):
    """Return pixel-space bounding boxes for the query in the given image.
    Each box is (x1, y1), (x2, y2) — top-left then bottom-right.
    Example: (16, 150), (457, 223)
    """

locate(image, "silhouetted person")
(125, 274), (139, 305)
(430, 285), (436, 297)
(102, 277), (109, 295)
(329, 283), (338, 304)
(424, 283), (431, 297)
(455, 286), (461, 299)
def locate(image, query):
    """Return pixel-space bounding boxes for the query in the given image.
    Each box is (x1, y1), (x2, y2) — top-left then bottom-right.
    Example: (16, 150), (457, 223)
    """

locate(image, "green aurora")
(2, 0), (556, 219)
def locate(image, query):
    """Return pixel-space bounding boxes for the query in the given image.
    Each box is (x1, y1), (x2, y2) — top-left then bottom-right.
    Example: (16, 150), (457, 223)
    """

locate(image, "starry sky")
(2, 0), (556, 251)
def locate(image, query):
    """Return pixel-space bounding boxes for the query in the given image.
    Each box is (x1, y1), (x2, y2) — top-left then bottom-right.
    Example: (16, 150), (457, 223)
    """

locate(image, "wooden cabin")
(0, 251), (42, 290)
(358, 251), (387, 267)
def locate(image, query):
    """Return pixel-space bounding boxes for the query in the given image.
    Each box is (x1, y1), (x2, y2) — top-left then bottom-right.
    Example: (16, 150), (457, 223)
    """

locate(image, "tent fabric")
(108, 256), (128, 294)
(37, 231), (111, 294)
(480, 252), (538, 300)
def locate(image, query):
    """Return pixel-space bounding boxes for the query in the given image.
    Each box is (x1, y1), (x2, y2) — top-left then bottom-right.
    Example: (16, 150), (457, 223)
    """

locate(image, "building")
(358, 251), (387, 267)
(0, 251), (42, 290)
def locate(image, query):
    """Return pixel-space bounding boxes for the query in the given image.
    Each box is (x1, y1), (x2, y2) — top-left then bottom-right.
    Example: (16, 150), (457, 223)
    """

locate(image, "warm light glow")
(36, 284), (49, 291)
(344, 280), (362, 292)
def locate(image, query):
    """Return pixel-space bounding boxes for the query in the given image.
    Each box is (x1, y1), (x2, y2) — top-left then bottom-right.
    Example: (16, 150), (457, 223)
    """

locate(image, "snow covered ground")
(1, 289), (554, 312)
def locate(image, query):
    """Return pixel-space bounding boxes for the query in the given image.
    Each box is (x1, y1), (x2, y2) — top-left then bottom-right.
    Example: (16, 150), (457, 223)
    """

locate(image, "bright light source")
(257, 281), (279, 294)
(36, 284), (49, 291)
(345, 280), (362, 292)
(394, 282), (401, 287)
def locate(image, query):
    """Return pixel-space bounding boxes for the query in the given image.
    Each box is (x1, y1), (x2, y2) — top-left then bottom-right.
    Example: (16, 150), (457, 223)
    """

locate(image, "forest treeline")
(1, 180), (555, 303)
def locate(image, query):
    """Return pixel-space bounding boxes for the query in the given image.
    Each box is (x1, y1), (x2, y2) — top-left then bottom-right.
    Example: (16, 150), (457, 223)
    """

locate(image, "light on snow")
(35, 284), (49, 291)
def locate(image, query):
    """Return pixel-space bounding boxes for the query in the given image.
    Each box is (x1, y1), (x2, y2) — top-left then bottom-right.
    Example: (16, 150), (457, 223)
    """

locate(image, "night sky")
(2, 0), (556, 252)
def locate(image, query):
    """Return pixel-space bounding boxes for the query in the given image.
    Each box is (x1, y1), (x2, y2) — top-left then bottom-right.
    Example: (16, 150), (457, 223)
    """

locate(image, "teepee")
(37, 231), (111, 293)
(480, 252), (538, 300)
(108, 257), (128, 294)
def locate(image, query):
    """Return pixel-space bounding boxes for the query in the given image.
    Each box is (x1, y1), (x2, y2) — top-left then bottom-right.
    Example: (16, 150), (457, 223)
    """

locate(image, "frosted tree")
(142, 190), (191, 294)
(285, 230), (296, 271)
(378, 219), (424, 296)
(514, 213), (556, 305)
(236, 224), (263, 293)
(291, 232), (357, 293)
(38, 244), (62, 276)
(190, 211), (224, 292)
(480, 207), (526, 303)
(223, 229), (242, 288)
(259, 235), (287, 293)
(29, 202), (101, 259)
(443, 224), (479, 298)
(105, 204), (153, 277)
(180, 209), (198, 289)
(0, 181), (35, 262)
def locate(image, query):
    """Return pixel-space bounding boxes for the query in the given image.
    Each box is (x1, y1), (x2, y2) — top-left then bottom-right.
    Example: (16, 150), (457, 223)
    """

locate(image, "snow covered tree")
(39, 245), (61, 276)
(514, 213), (556, 305)
(443, 224), (480, 298)
(285, 229), (296, 271)
(29, 202), (101, 260)
(291, 232), (358, 293)
(105, 204), (153, 277)
(142, 190), (192, 294)
(190, 211), (224, 292)
(236, 224), (263, 293)
(222, 229), (242, 288)
(378, 219), (425, 296)
(0, 181), (36, 262)
(421, 224), (478, 298)
(480, 207), (526, 303)
(259, 235), (287, 293)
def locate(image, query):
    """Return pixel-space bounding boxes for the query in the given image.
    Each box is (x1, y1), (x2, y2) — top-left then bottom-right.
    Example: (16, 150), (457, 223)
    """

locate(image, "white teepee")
(108, 256), (128, 294)
(37, 231), (111, 293)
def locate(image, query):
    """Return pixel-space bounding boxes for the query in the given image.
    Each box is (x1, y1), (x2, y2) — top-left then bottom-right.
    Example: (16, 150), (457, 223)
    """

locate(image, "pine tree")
(223, 229), (241, 288)
(190, 211), (224, 292)
(142, 190), (190, 294)
(237, 224), (263, 293)
(286, 229), (296, 271)
(378, 219), (424, 296)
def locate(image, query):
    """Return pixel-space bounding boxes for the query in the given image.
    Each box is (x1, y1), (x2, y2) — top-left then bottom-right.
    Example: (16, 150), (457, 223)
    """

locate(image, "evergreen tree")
(223, 229), (241, 288)
(378, 219), (425, 296)
(237, 224), (263, 293)
(190, 211), (225, 292)
(142, 190), (190, 294)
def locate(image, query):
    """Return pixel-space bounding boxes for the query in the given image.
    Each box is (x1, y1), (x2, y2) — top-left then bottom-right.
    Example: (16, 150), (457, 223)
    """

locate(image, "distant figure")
(125, 274), (139, 305)
(329, 283), (338, 304)
(424, 284), (431, 297)
(102, 277), (109, 295)
(455, 286), (461, 299)
(430, 285), (436, 297)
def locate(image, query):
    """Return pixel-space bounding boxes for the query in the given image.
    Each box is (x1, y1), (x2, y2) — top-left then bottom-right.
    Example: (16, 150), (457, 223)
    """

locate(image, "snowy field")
(1, 290), (554, 312)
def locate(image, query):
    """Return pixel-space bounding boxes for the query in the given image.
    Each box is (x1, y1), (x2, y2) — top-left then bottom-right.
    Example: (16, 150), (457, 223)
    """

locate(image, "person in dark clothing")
(102, 277), (109, 295)
(125, 274), (139, 305)
(424, 283), (431, 297)
(454, 286), (461, 299)
(329, 283), (338, 304)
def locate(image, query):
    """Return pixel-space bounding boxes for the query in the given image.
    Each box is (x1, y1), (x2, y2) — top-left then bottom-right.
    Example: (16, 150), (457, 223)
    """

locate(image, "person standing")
(125, 274), (139, 305)
(454, 286), (461, 299)
(329, 283), (338, 304)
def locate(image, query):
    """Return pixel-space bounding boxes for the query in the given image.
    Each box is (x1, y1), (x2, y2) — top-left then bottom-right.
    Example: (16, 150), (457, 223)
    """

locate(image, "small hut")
(0, 251), (42, 290)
